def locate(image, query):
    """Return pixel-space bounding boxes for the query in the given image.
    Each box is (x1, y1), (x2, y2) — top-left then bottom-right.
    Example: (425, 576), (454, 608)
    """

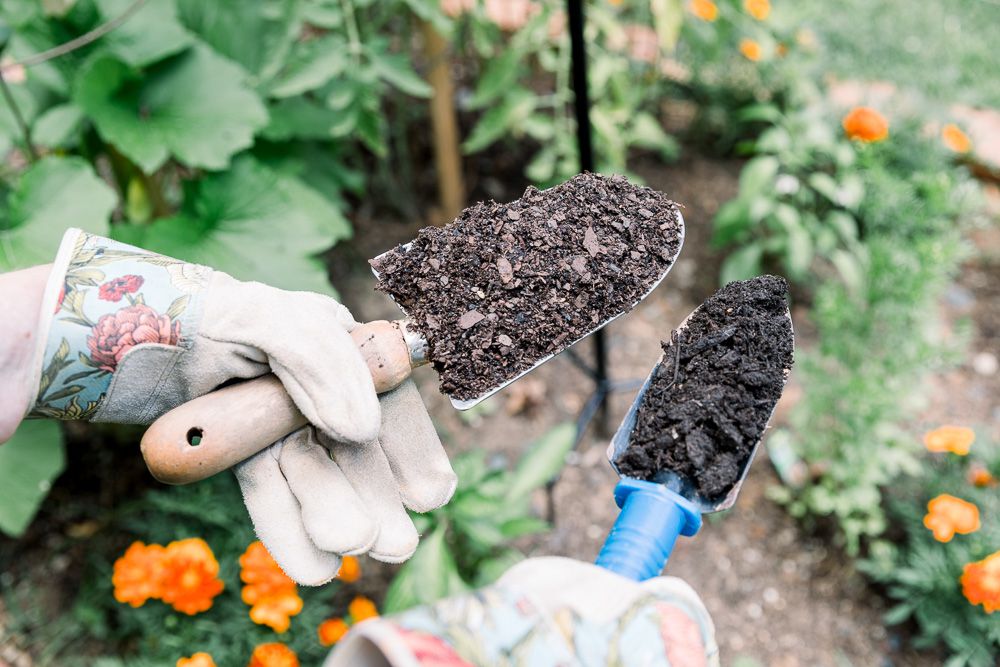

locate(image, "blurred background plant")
(1, 0), (999, 664)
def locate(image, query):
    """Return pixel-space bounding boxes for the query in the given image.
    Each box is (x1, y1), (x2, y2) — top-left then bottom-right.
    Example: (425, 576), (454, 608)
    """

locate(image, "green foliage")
(713, 109), (864, 287)
(384, 422), (575, 613)
(0, 420), (65, 536)
(859, 435), (1000, 666)
(672, 0), (823, 153)
(454, 1), (679, 186)
(763, 123), (976, 551)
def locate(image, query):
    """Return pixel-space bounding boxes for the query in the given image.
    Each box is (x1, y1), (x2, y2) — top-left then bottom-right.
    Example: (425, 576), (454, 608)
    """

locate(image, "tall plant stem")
(340, 0), (363, 64)
(0, 71), (37, 162)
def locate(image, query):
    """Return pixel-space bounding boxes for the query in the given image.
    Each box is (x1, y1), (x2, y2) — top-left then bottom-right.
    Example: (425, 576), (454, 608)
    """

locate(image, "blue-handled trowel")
(595, 275), (794, 581)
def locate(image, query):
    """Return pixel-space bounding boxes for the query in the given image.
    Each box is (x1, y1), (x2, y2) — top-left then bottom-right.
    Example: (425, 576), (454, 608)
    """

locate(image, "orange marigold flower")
(969, 463), (997, 488)
(318, 618), (350, 646)
(942, 123), (972, 154)
(923, 494), (981, 542)
(337, 556), (361, 583)
(688, 0), (718, 21)
(113, 542), (167, 607)
(177, 653), (217, 667)
(743, 0), (770, 20)
(842, 107), (889, 142)
(961, 550), (1000, 613)
(924, 425), (975, 456)
(160, 538), (225, 615)
(739, 38), (762, 62)
(247, 643), (299, 667)
(349, 595), (379, 622)
(240, 541), (303, 633)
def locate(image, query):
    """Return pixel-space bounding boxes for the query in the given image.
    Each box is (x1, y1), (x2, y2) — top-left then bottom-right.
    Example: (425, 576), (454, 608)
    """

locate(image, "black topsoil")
(615, 276), (794, 500)
(372, 173), (683, 401)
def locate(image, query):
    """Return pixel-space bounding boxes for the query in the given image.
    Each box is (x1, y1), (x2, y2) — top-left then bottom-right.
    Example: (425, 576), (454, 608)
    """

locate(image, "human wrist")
(0, 263), (53, 442)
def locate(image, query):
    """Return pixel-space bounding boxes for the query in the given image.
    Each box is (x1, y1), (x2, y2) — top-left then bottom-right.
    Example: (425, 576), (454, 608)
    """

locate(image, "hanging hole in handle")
(186, 428), (203, 446)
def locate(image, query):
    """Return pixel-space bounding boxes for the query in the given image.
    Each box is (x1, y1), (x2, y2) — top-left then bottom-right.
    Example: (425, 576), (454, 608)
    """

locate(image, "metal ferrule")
(400, 319), (429, 367)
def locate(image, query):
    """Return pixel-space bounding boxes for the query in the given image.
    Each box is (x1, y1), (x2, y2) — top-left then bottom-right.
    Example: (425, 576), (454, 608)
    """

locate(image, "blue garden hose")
(595, 478), (703, 581)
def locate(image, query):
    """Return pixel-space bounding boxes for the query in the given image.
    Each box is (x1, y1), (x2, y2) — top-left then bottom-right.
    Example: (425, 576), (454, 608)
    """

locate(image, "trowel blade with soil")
(605, 275), (795, 513)
(370, 223), (683, 411)
(371, 172), (686, 411)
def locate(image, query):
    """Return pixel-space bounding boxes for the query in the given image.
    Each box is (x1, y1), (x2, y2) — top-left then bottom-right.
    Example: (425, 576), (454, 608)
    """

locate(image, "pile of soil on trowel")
(616, 275), (794, 500)
(371, 173), (683, 401)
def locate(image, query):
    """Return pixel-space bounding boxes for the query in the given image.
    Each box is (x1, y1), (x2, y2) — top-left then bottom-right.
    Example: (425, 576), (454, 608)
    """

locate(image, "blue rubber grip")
(595, 478), (703, 581)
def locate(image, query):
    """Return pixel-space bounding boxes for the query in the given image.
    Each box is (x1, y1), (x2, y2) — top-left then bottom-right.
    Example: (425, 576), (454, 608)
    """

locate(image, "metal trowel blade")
(605, 285), (794, 513)
(371, 213), (685, 411)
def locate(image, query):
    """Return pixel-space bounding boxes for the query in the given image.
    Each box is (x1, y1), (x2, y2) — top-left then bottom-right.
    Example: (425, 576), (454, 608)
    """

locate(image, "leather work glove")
(325, 557), (719, 666)
(26, 228), (456, 584)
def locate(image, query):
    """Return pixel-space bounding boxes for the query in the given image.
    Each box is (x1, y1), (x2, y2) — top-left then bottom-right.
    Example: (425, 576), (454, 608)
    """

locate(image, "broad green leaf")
(826, 211), (859, 245)
(74, 48), (268, 173)
(830, 248), (864, 296)
(96, 0), (193, 68)
(837, 173), (865, 211)
(265, 35), (348, 98)
(525, 146), (558, 185)
(720, 243), (763, 284)
(712, 199), (750, 247)
(0, 157), (115, 270)
(469, 47), (521, 109)
(32, 103), (84, 148)
(629, 112), (679, 160)
(261, 96), (343, 141)
(650, 0), (683, 51)
(369, 50), (432, 98)
(115, 156), (343, 293)
(383, 524), (468, 613)
(401, 0), (452, 35)
(808, 172), (839, 203)
(785, 225), (813, 278)
(739, 156), (779, 196)
(505, 422), (575, 501)
(0, 420), (65, 536)
(463, 89), (535, 153)
(499, 515), (550, 539)
(274, 170), (352, 243)
(176, 0), (300, 81)
(736, 103), (783, 124)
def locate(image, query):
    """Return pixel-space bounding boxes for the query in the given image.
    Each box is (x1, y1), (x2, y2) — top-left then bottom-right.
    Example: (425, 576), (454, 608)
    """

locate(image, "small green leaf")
(463, 89), (535, 153)
(382, 524), (468, 613)
(265, 35), (348, 98)
(712, 199), (750, 247)
(32, 104), (84, 148)
(785, 225), (813, 278)
(739, 156), (780, 195)
(649, 0), (683, 51)
(0, 157), (116, 270)
(469, 47), (521, 109)
(720, 244), (763, 284)
(808, 172), (839, 203)
(499, 515), (549, 538)
(0, 421), (65, 536)
(505, 422), (575, 501)
(629, 112), (679, 160)
(96, 0), (193, 68)
(75, 47), (268, 173)
(369, 50), (432, 98)
(473, 549), (524, 588)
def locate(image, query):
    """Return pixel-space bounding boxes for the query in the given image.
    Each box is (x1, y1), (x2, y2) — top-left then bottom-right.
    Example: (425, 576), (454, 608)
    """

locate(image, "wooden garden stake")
(421, 20), (465, 223)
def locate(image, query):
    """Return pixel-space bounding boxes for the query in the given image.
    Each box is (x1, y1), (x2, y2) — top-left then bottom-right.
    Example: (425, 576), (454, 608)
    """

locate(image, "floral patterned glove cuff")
(325, 557), (719, 667)
(27, 228), (209, 421)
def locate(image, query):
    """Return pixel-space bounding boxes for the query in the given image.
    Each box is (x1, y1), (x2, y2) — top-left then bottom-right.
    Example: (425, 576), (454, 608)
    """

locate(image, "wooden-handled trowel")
(140, 174), (685, 484)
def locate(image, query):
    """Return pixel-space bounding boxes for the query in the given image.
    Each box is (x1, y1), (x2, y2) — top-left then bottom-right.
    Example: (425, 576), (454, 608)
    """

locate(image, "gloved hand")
(25, 229), (456, 584)
(325, 557), (719, 667)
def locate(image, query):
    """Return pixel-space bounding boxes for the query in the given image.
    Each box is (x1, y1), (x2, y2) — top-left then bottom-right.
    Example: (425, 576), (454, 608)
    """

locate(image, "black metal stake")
(566, 0), (610, 437)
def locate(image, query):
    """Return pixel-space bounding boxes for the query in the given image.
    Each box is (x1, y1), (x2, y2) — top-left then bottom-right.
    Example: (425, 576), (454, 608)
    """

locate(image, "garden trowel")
(595, 276), (794, 580)
(141, 176), (685, 485)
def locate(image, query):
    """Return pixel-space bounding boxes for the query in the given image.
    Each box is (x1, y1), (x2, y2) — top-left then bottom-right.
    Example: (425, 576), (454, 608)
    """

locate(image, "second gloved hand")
(235, 379), (456, 585)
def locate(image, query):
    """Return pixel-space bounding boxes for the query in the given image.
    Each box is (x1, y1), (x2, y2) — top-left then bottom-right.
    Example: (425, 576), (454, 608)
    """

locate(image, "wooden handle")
(140, 320), (416, 485)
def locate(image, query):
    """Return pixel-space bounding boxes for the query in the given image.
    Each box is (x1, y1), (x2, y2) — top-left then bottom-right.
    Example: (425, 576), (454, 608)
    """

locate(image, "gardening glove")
(325, 557), (719, 667)
(235, 378), (458, 585)
(26, 229), (456, 584)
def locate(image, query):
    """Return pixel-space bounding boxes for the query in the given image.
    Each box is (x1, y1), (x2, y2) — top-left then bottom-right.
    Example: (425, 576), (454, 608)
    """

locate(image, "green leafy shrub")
(453, 0), (678, 186)
(860, 432), (1000, 667)
(384, 422), (575, 612)
(0, 0), (442, 535)
(765, 121), (975, 551)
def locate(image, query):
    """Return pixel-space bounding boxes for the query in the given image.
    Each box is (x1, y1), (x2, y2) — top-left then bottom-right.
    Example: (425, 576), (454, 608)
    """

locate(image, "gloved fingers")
(204, 274), (381, 447)
(278, 428), (378, 556)
(377, 379), (457, 513)
(233, 430), (342, 586)
(324, 435), (419, 563)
